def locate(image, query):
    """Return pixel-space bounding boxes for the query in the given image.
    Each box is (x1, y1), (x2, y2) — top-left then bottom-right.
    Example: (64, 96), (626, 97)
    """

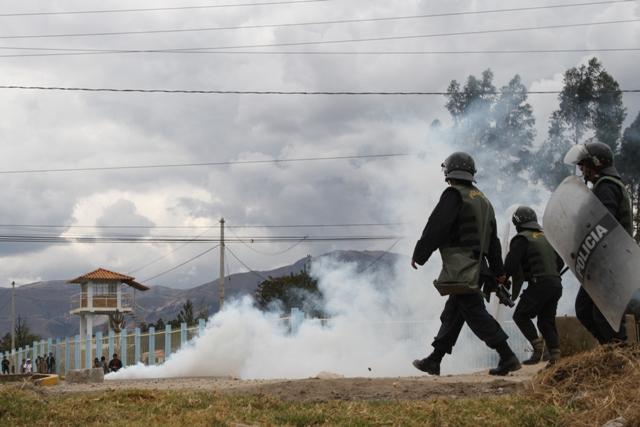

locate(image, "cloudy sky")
(1, 0), (639, 289)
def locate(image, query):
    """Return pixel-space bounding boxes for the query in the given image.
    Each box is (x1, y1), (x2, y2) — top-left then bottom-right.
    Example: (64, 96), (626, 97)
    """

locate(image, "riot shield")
(542, 175), (640, 331)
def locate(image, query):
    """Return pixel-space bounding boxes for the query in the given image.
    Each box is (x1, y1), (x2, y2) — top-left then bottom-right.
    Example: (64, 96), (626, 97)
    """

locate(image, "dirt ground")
(44, 364), (543, 402)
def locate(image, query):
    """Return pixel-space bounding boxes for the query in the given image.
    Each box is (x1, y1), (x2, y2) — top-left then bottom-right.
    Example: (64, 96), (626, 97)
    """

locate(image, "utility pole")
(219, 218), (225, 310)
(11, 281), (15, 351)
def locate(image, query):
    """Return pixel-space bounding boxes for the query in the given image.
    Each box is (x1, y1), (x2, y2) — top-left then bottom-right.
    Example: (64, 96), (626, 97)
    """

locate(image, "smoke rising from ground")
(109, 115), (580, 381)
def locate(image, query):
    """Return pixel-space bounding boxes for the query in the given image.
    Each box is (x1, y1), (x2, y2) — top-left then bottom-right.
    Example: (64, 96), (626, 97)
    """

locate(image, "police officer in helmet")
(564, 141), (633, 343)
(411, 152), (521, 376)
(501, 206), (564, 365)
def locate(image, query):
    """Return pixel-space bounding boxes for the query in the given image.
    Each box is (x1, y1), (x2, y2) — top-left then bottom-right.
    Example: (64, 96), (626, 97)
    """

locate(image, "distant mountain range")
(0, 250), (400, 339)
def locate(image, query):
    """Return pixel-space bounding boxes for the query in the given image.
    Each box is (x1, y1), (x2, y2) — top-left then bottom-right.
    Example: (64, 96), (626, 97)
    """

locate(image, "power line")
(0, 153), (408, 175)
(1, 0), (635, 40)
(1, 84), (639, 96)
(0, 0), (330, 18)
(2, 47), (640, 58)
(1, 17), (639, 58)
(126, 226), (217, 275)
(0, 235), (403, 243)
(228, 226), (310, 256)
(141, 244), (220, 283)
(0, 222), (403, 229)
(224, 246), (270, 281)
(361, 239), (402, 272)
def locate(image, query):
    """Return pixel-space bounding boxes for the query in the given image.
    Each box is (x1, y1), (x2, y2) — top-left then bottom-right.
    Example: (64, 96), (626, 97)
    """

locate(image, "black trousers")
(575, 287), (627, 344)
(431, 293), (508, 354)
(513, 283), (562, 349)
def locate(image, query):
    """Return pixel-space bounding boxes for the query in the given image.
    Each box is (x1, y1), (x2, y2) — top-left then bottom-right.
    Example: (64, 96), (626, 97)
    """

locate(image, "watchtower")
(68, 268), (149, 339)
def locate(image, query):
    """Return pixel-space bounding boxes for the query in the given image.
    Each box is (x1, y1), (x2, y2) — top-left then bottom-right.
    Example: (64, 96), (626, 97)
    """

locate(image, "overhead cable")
(0, 222), (404, 229)
(0, 0), (330, 18)
(1, 0), (636, 40)
(126, 226), (217, 275)
(0, 153), (408, 175)
(1, 17), (639, 58)
(1, 85), (638, 96)
(141, 244), (220, 282)
(224, 246), (270, 281)
(0, 235), (403, 243)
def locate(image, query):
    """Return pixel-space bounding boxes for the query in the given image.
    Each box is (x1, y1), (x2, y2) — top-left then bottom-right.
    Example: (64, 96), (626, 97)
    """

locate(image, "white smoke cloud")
(108, 127), (541, 381)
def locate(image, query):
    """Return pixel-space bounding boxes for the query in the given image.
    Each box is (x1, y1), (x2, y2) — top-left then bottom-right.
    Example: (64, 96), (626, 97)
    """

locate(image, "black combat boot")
(523, 338), (544, 365)
(412, 350), (443, 376)
(489, 341), (521, 376)
(489, 354), (522, 376)
(545, 349), (561, 367)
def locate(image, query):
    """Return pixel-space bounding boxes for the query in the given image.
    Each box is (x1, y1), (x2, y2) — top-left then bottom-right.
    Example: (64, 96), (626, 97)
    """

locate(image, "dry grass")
(528, 344), (640, 426)
(0, 384), (562, 427)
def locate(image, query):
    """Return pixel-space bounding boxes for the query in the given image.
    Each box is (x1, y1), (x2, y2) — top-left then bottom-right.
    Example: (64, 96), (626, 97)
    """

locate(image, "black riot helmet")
(512, 206), (542, 231)
(564, 141), (618, 176)
(441, 152), (476, 182)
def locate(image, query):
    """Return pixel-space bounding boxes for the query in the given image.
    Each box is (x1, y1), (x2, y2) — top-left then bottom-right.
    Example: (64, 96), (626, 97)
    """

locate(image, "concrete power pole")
(219, 218), (225, 310)
(11, 281), (15, 351)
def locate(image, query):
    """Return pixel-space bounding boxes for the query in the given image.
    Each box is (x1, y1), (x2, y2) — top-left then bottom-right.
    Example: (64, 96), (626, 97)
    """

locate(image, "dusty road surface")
(45, 365), (543, 402)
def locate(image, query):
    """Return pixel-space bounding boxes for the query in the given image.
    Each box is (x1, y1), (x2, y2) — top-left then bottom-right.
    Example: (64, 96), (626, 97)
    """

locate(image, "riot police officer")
(502, 206), (563, 364)
(411, 152), (520, 376)
(564, 141), (633, 344)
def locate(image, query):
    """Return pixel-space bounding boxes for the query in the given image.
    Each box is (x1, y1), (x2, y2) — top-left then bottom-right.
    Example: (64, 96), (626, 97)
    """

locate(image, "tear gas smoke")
(110, 115), (575, 381)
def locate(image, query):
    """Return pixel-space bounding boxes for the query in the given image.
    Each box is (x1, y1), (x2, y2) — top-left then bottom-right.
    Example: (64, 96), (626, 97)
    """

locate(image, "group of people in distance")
(411, 141), (632, 376)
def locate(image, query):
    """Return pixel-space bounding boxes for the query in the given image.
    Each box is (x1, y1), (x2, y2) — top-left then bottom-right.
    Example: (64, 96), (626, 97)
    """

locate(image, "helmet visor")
(563, 144), (589, 165)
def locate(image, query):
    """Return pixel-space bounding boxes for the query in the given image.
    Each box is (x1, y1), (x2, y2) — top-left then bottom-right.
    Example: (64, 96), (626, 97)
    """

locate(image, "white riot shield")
(542, 175), (640, 331)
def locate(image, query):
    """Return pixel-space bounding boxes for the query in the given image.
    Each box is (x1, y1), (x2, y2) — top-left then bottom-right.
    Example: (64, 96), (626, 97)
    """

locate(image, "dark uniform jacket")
(412, 185), (504, 276)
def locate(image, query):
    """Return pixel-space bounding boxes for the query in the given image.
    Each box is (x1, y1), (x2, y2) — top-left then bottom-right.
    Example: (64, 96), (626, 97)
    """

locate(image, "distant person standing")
(108, 353), (122, 372)
(47, 352), (56, 374)
(1, 355), (9, 374)
(23, 358), (33, 374)
(100, 356), (108, 374)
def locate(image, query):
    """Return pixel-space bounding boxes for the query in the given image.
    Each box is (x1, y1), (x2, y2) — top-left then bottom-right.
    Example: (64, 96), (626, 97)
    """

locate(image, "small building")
(68, 268), (149, 339)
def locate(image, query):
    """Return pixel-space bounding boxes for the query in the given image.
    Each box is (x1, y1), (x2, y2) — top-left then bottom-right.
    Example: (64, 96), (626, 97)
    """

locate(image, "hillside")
(0, 250), (399, 339)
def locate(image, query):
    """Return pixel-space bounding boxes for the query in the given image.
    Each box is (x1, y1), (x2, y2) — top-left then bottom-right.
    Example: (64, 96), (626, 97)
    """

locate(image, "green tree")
(445, 69), (496, 151)
(154, 318), (166, 331)
(617, 111), (640, 241)
(488, 74), (536, 176)
(0, 317), (41, 352)
(533, 111), (574, 189)
(254, 271), (324, 318)
(535, 58), (626, 189)
(176, 299), (196, 327)
(444, 70), (536, 208)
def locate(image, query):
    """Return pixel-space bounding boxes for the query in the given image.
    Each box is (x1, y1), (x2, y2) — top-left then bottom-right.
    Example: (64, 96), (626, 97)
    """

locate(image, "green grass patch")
(0, 385), (564, 427)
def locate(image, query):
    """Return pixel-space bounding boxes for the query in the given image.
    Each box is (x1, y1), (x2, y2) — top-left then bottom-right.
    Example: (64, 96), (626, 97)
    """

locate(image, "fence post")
(32, 340), (38, 367)
(108, 330), (115, 361)
(17, 347), (22, 373)
(41, 340), (46, 364)
(165, 324), (172, 361)
(180, 322), (187, 347)
(74, 335), (80, 370)
(55, 338), (62, 375)
(47, 338), (53, 361)
(148, 327), (155, 366)
(64, 337), (70, 375)
(198, 318), (205, 336)
(120, 329), (127, 367)
(85, 335), (92, 369)
(290, 307), (304, 334)
(95, 331), (103, 361)
(134, 328), (141, 365)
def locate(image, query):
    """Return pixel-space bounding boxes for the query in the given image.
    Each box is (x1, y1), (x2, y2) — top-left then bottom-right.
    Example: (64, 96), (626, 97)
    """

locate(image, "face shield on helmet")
(563, 144), (590, 166)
